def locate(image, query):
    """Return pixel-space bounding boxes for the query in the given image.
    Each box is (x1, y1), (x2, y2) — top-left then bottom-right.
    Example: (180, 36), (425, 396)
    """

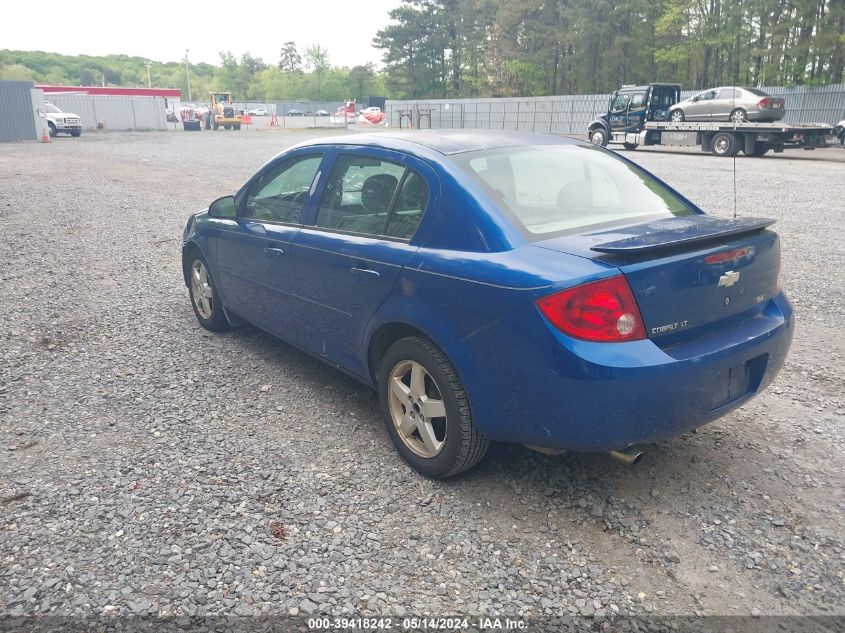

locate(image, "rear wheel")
(730, 108), (748, 123)
(589, 127), (608, 147)
(233, 123), (241, 130)
(670, 110), (685, 122)
(622, 142), (638, 150)
(187, 251), (231, 332)
(379, 336), (488, 478)
(711, 132), (738, 157)
(748, 141), (770, 157)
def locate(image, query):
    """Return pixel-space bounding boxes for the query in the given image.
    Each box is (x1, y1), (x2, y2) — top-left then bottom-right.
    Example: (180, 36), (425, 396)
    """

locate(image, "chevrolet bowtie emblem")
(718, 270), (741, 288)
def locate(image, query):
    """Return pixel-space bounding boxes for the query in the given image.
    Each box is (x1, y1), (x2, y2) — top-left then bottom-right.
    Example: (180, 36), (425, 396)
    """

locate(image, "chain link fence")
(386, 84), (845, 135)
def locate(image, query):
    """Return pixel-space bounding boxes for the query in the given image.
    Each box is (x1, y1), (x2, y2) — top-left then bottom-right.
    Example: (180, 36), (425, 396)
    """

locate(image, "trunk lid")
(535, 215), (780, 344)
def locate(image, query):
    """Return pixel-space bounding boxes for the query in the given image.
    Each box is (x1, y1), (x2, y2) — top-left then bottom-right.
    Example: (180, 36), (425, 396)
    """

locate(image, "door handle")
(264, 247), (285, 258)
(350, 267), (380, 281)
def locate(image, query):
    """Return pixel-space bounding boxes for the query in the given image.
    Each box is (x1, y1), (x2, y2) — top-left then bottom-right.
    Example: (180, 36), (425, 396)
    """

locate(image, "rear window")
(453, 144), (694, 236)
(743, 87), (771, 97)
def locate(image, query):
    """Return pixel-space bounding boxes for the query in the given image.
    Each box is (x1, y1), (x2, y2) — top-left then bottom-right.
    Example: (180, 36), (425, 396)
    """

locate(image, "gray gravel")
(0, 130), (843, 625)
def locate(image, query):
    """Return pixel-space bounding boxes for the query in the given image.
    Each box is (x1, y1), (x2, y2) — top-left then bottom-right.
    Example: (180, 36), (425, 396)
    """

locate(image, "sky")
(2, 0), (399, 68)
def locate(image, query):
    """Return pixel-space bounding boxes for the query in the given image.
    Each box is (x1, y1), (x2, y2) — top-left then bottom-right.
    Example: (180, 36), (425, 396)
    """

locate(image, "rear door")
(216, 152), (324, 336)
(287, 148), (437, 377)
(712, 87), (741, 120)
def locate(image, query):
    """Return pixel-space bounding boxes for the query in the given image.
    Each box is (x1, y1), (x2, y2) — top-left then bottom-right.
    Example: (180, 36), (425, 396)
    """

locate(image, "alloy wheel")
(190, 259), (214, 320)
(387, 360), (448, 458)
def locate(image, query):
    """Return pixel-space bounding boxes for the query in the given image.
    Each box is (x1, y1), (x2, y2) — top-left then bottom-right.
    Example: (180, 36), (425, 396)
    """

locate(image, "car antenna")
(731, 88), (738, 219)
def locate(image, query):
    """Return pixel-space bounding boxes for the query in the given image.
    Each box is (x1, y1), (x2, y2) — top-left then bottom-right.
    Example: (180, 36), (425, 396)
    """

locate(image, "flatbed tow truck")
(588, 84), (834, 157)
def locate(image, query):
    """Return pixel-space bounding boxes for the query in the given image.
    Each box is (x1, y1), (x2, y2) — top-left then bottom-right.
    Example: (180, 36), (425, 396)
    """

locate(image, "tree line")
(0, 46), (385, 104)
(374, 0), (845, 98)
(2, 0), (843, 102)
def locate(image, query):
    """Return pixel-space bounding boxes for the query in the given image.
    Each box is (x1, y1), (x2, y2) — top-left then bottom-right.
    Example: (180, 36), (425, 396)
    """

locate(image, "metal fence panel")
(386, 84), (845, 134)
(42, 94), (168, 131)
(0, 80), (38, 141)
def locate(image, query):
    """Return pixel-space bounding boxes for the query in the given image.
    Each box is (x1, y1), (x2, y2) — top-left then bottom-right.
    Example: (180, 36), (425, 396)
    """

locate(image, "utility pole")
(144, 60), (152, 89)
(184, 49), (192, 102)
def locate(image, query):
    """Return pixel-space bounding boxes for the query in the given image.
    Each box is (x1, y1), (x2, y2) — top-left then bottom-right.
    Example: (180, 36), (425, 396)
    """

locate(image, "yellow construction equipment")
(208, 92), (242, 130)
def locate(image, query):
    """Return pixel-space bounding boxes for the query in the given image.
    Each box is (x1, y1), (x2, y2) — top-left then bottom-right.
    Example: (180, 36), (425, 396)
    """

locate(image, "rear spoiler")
(590, 216), (776, 254)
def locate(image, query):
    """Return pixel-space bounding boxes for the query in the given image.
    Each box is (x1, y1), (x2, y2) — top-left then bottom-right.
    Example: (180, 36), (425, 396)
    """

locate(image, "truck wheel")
(48, 122), (57, 137)
(670, 110), (685, 122)
(712, 132), (738, 157)
(623, 142), (638, 150)
(730, 108), (748, 123)
(589, 128), (608, 147)
(233, 124), (241, 130)
(747, 141), (770, 157)
(70, 131), (81, 137)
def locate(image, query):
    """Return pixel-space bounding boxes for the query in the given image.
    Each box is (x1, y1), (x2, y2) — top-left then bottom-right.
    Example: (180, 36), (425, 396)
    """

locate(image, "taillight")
(536, 276), (646, 342)
(758, 98), (771, 108)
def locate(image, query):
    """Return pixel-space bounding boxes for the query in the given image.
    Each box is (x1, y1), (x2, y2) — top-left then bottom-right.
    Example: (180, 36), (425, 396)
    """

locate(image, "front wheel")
(670, 110), (685, 122)
(186, 251), (231, 331)
(70, 131), (81, 137)
(589, 128), (608, 147)
(379, 336), (488, 478)
(48, 123), (57, 137)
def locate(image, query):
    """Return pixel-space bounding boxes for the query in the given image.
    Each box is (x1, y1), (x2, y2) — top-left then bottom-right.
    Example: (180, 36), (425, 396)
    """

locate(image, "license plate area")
(711, 354), (768, 410)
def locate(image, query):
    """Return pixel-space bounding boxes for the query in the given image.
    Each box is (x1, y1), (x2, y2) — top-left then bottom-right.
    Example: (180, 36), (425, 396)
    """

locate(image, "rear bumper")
(463, 292), (794, 451)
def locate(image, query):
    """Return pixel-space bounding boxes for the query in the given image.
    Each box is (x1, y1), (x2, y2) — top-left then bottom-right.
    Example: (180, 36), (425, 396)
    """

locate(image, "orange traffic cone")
(41, 127), (51, 143)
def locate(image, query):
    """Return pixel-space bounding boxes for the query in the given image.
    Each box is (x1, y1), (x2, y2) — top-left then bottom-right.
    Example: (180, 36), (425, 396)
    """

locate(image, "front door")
(215, 153), (324, 336)
(287, 149), (434, 377)
(687, 89), (718, 121)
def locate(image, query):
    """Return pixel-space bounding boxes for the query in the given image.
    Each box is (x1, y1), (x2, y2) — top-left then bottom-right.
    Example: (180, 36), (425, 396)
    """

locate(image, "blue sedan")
(181, 131), (793, 478)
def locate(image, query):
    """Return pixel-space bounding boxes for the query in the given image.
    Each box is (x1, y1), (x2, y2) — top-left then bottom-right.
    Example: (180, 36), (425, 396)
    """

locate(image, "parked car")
(44, 102), (82, 137)
(315, 110), (330, 117)
(248, 108), (269, 116)
(287, 109), (304, 116)
(182, 131), (793, 478)
(668, 87), (786, 123)
(361, 106), (382, 116)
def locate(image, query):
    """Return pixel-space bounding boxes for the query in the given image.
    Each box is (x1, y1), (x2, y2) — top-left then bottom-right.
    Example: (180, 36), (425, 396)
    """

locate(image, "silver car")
(669, 87), (786, 123)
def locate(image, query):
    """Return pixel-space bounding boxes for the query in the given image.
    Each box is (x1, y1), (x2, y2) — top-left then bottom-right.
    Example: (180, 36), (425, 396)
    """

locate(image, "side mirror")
(208, 195), (236, 219)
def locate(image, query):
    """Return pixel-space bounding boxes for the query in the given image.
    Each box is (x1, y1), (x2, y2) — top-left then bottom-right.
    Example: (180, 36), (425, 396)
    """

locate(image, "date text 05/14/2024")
(307, 617), (527, 630)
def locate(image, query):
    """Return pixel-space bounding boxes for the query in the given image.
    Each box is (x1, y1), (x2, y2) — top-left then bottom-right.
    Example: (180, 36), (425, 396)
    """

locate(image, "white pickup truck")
(45, 103), (82, 137)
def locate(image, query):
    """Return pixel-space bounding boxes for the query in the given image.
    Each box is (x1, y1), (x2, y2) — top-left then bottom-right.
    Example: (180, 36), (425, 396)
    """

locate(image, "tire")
(48, 122), (57, 137)
(730, 108), (748, 123)
(212, 119), (219, 131)
(749, 141), (770, 157)
(70, 131), (81, 137)
(670, 110), (685, 122)
(186, 250), (231, 332)
(711, 131), (738, 157)
(233, 124), (241, 130)
(378, 336), (488, 478)
(623, 142), (638, 150)
(224, 124), (232, 130)
(589, 127), (608, 147)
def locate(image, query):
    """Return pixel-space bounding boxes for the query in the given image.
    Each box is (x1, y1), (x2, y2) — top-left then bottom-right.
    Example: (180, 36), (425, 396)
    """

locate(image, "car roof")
(295, 130), (582, 156)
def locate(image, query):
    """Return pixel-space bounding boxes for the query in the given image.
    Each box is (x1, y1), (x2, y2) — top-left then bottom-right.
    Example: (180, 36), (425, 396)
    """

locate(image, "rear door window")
(316, 155), (429, 240)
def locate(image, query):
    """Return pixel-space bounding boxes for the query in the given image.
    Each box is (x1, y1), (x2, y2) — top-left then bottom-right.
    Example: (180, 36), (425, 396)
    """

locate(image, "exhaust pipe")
(609, 447), (644, 465)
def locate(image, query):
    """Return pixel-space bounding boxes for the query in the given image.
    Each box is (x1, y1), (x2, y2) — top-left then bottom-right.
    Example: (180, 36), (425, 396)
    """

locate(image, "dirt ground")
(1, 129), (842, 627)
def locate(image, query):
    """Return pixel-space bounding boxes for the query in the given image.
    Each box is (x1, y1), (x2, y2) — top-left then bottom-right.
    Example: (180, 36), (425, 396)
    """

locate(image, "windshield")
(45, 104), (62, 113)
(453, 144), (695, 237)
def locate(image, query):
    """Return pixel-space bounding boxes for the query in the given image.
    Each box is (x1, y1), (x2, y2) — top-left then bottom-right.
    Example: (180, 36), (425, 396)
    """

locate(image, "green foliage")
(374, 0), (845, 96)
(0, 45), (387, 104)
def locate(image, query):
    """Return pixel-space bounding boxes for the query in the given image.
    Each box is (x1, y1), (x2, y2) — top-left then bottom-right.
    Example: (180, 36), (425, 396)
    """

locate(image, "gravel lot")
(1, 129), (843, 628)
